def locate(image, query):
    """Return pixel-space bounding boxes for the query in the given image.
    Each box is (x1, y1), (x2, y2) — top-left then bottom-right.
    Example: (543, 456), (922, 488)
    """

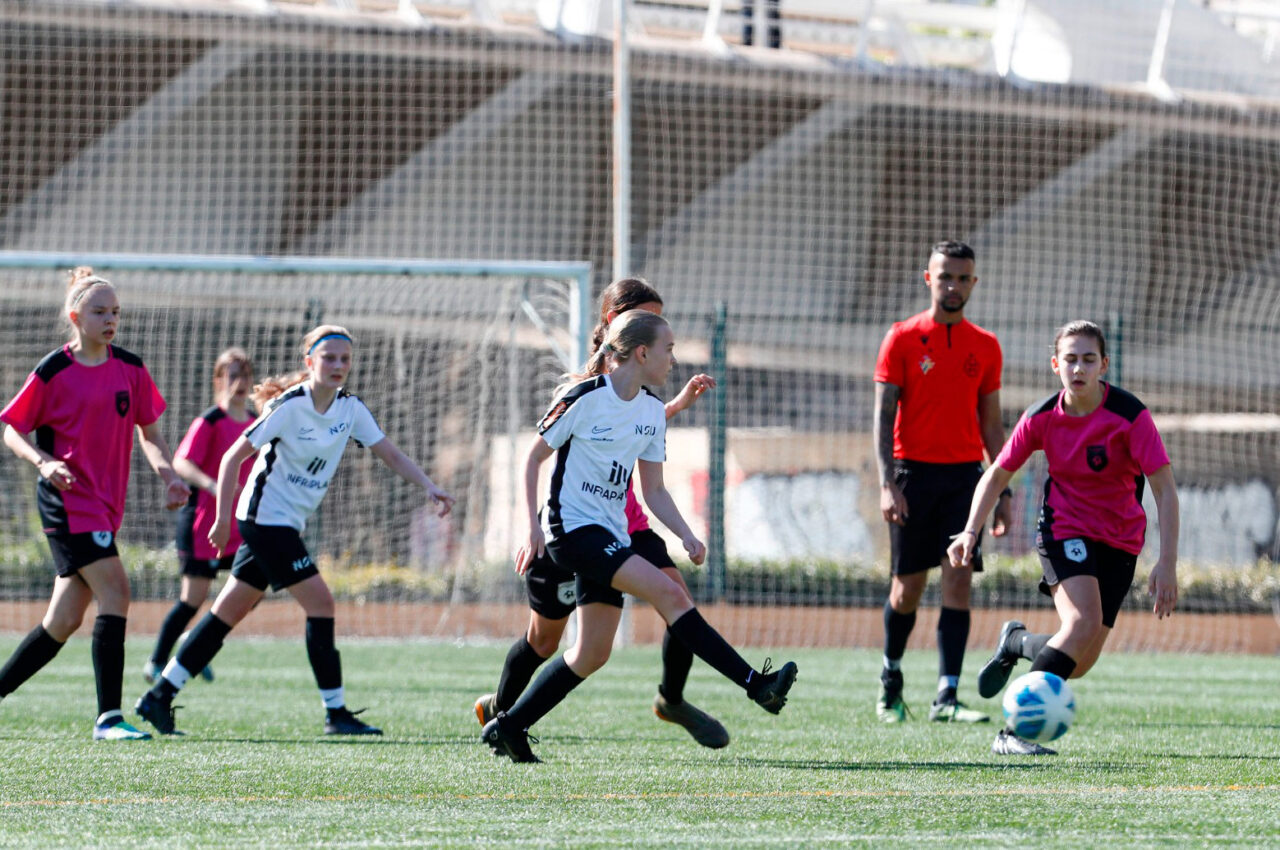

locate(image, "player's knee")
(527, 630), (562, 658)
(1062, 610), (1103, 642)
(568, 642), (611, 675)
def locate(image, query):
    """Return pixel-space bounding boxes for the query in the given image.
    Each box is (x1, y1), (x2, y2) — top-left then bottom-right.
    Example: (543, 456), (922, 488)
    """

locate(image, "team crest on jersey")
(964, 354), (980, 378)
(1086, 445), (1108, 472)
(1063, 538), (1088, 563)
(91, 531), (113, 548)
(115, 391), (130, 417)
(557, 581), (576, 606)
(539, 401), (568, 432)
(919, 355), (935, 375)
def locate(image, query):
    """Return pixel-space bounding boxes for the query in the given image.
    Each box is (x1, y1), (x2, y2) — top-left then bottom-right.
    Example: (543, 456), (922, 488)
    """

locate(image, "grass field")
(0, 638), (1275, 847)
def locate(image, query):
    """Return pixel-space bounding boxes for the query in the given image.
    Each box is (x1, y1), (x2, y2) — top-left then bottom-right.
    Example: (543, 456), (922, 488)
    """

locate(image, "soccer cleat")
(93, 711), (152, 741)
(474, 693), (498, 728)
(324, 707), (383, 736)
(481, 713), (541, 763)
(929, 690), (990, 723)
(134, 691), (184, 736)
(653, 693), (730, 749)
(747, 658), (798, 715)
(142, 659), (161, 684)
(876, 669), (910, 723)
(977, 620), (1026, 699)
(992, 728), (1056, 755)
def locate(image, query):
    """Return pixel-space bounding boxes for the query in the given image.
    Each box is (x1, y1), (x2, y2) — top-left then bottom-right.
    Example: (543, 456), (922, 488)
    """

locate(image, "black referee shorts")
(889, 460), (985, 575)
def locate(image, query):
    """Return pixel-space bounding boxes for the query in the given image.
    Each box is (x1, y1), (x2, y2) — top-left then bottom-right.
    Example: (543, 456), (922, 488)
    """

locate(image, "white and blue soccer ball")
(1002, 671), (1076, 743)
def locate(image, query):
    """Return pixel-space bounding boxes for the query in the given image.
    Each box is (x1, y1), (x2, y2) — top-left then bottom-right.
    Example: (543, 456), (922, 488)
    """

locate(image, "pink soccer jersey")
(995, 383), (1170, 555)
(624, 480), (651, 534)
(176, 406), (254, 559)
(0, 345), (166, 534)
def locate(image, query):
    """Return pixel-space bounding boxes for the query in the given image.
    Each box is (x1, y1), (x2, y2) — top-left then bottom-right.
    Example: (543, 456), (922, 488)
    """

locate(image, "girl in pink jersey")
(144, 348), (257, 684)
(0, 267), (190, 741)
(947, 320), (1180, 755)
(474, 278), (723, 748)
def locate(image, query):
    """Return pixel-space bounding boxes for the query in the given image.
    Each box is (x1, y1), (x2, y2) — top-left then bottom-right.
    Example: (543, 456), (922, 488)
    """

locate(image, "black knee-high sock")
(659, 627), (695, 704)
(666, 609), (755, 691)
(937, 606), (970, 680)
(154, 613), (231, 697)
(152, 601), (198, 665)
(503, 656), (584, 730)
(883, 601), (916, 664)
(1013, 630), (1051, 662)
(0, 625), (64, 697)
(305, 617), (342, 691)
(1030, 646), (1077, 680)
(496, 637), (549, 712)
(92, 615), (127, 717)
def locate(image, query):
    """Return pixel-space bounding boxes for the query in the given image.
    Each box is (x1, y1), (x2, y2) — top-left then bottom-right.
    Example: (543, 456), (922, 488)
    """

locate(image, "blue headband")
(307, 333), (352, 354)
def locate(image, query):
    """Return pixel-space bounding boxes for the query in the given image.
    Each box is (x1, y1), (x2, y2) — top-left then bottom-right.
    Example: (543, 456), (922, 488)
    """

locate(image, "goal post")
(0, 251), (591, 637)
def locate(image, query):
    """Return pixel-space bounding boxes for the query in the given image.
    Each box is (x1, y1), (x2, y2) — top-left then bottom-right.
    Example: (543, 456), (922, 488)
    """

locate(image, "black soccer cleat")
(653, 693), (730, 749)
(977, 619), (1026, 699)
(134, 690), (184, 736)
(481, 713), (541, 763)
(992, 728), (1056, 756)
(324, 706), (383, 736)
(747, 658), (798, 715)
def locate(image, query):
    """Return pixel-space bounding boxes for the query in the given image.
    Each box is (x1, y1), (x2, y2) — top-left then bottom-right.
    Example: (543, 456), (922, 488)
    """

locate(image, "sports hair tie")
(69, 278), (112, 307)
(308, 333), (353, 354)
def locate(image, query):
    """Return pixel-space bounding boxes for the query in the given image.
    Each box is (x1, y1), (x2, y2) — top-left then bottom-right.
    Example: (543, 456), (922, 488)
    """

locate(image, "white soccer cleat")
(93, 710), (152, 741)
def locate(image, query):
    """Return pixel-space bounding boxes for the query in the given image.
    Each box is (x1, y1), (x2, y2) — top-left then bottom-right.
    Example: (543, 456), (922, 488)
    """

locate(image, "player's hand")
(682, 534), (706, 566)
(208, 519), (231, 557)
(880, 482), (907, 526)
(1147, 557), (1178, 619)
(165, 478), (191, 510)
(992, 491), (1012, 538)
(427, 484), (456, 517)
(667, 374), (716, 415)
(515, 526), (546, 575)
(38, 460), (75, 492)
(946, 530), (977, 568)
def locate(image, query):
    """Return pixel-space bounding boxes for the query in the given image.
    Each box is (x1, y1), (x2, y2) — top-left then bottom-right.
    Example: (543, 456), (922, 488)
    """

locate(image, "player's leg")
(75, 553), (151, 740)
(610, 554), (797, 713)
(0, 573), (90, 704)
(929, 557), (988, 722)
(651, 564), (729, 748)
(147, 568), (212, 682)
(879, 570), (926, 722)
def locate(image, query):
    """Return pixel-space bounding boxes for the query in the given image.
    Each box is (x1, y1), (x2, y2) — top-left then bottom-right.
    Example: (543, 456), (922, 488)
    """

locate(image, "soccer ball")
(1001, 671), (1076, 743)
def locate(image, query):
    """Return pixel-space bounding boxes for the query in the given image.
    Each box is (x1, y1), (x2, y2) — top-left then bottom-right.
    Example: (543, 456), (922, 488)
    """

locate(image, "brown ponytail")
(589, 277), (663, 355)
(559, 310), (669, 395)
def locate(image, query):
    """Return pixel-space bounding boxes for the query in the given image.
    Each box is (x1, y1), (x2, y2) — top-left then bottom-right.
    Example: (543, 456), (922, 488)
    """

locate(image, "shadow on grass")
(734, 757), (1047, 771)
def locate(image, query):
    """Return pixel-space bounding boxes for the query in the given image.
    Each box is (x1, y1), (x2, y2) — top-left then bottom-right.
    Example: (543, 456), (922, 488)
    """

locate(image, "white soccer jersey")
(538, 374), (666, 543)
(236, 383), (385, 531)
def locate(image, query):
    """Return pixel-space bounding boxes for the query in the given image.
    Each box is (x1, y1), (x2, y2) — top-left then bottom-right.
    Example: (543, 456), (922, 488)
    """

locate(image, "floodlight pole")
(613, 0), (631, 282)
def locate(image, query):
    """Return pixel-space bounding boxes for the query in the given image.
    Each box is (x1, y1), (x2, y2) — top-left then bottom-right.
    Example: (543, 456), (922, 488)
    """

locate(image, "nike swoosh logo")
(591, 426), (611, 434)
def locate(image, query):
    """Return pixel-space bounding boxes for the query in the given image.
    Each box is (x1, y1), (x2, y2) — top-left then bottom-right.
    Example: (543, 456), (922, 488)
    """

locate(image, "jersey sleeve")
(351, 401), (386, 448)
(995, 411), (1041, 473)
(979, 336), (1003, 396)
(0, 372), (47, 433)
(243, 401), (291, 449)
(873, 325), (904, 386)
(1128, 409), (1171, 475)
(175, 416), (213, 465)
(536, 391), (585, 449)
(639, 414), (666, 463)
(132, 364), (167, 427)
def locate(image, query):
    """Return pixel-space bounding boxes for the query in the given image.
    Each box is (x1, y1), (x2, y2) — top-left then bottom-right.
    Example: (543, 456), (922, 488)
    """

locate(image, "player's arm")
(977, 389), (1012, 536)
(368, 437), (454, 517)
(3, 424), (75, 491)
(174, 456), (216, 493)
(947, 462), (1014, 568)
(873, 381), (907, 525)
(637, 459), (705, 565)
(665, 374), (716, 419)
(136, 421), (191, 510)
(1146, 464), (1179, 619)
(515, 437), (555, 575)
(209, 435), (258, 555)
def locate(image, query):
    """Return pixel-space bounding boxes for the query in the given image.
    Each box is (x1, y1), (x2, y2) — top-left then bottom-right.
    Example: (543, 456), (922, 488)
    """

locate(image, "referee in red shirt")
(872, 240), (1010, 723)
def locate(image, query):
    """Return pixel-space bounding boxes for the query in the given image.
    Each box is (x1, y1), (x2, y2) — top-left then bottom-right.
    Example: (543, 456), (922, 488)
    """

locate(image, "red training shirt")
(874, 310), (1002, 464)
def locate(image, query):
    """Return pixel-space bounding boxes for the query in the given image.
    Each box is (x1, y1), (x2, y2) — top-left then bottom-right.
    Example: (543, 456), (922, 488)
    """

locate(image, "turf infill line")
(3, 784), (1275, 808)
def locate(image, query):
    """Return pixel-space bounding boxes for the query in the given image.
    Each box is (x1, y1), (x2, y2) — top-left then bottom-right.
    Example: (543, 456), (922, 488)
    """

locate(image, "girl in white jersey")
(0, 267), (189, 741)
(481, 310), (797, 763)
(135, 325), (455, 736)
